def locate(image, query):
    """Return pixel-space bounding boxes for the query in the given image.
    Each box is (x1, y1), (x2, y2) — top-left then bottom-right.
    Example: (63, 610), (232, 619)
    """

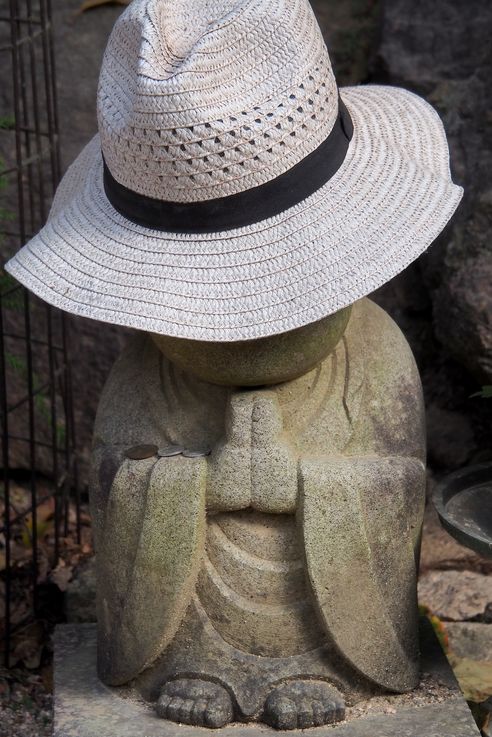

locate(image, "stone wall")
(376, 0), (492, 384)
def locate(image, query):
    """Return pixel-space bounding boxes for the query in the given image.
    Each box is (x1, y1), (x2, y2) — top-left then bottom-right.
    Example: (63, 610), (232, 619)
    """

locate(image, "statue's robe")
(90, 298), (426, 692)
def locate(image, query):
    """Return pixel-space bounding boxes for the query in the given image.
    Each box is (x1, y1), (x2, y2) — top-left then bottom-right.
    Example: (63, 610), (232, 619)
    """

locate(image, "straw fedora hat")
(6, 0), (462, 341)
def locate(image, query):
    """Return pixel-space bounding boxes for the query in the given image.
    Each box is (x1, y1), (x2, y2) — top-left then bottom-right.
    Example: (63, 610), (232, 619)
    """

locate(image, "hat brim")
(5, 85), (463, 342)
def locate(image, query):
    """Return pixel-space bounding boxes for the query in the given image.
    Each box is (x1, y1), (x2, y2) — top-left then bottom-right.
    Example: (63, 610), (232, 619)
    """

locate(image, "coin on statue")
(158, 445), (185, 457)
(182, 448), (211, 458)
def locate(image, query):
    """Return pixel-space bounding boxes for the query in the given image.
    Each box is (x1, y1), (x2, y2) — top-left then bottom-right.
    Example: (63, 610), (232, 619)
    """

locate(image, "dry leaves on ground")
(1, 479), (93, 670)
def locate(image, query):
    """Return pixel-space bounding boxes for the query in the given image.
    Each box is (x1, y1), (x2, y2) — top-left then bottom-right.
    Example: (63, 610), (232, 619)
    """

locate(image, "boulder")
(377, 0), (492, 382)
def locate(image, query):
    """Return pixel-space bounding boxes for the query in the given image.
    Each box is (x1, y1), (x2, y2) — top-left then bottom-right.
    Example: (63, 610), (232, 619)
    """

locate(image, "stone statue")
(3, 0), (459, 730)
(90, 297), (426, 730)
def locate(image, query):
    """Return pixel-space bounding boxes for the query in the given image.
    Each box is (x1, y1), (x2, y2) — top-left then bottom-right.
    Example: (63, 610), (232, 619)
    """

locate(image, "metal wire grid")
(0, 0), (79, 667)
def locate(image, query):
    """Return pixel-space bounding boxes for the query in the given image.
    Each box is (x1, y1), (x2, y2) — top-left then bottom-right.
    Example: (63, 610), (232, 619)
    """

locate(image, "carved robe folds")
(90, 299), (426, 706)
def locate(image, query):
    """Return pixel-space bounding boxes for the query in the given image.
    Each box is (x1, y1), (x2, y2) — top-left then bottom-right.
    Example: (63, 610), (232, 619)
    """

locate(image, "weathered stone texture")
(52, 622), (481, 737)
(418, 570), (492, 622)
(446, 622), (492, 662)
(89, 299), (427, 728)
(377, 0), (492, 382)
(153, 307), (351, 387)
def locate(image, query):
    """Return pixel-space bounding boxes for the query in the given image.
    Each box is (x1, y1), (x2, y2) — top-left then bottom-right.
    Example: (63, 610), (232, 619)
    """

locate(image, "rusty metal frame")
(0, 0), (78, 667)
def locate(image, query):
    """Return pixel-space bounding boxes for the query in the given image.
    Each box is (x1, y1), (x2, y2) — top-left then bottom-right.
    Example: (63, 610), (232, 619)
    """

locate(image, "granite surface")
(53, 621), (480, 737)
(89, 300), (427, 721)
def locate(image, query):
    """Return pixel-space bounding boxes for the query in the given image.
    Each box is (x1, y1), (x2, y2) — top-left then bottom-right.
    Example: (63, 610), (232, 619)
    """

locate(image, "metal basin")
(433, 463), (492, 559)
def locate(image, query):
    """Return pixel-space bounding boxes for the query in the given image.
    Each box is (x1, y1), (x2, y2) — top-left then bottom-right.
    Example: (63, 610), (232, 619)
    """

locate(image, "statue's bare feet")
(155, 678), (234, 728)
(263, 680), (345, 730)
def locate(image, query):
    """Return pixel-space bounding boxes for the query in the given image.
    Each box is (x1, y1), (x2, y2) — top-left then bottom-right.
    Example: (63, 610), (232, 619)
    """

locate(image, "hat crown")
(98, 0), (338, 203)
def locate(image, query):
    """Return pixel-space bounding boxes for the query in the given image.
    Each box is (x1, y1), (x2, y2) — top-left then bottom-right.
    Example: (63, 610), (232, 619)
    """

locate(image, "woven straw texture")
(5, 0), (463, 341)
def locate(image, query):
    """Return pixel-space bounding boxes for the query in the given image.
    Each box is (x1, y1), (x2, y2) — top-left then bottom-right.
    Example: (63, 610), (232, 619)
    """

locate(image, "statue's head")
(151, 305), (352, 387)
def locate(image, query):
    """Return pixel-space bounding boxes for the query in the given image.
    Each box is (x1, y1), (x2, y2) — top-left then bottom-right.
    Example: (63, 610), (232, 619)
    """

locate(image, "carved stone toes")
(263, 680), (345, 730)
(155, 678), (234, 728)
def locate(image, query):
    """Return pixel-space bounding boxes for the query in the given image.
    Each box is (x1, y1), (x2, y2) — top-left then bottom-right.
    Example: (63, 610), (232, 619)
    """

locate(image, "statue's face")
(151, 306), (352, 387)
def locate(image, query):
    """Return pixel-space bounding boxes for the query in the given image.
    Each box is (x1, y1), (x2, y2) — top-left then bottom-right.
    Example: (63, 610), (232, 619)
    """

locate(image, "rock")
(449, 656), (492, 704)
(418, 570), (492, 621)
(426, 404), (475, 470)
(376, 0), (492, 383)
(311, 0), (380, 85)
(446, 622), (492, 661)
(434, 253), (492, 382)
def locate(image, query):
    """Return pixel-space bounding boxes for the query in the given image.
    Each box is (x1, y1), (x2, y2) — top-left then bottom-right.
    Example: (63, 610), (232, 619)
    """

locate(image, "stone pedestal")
(53, 619), (480, 737)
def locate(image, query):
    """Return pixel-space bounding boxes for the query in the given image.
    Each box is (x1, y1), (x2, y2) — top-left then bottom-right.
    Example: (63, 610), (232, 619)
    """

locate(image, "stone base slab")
(53, 622), (480, 737)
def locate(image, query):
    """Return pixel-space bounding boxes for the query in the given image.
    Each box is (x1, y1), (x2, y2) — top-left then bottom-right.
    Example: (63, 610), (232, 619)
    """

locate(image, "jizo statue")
(90, 298), (426, 729)
(4, 0), (462, 730)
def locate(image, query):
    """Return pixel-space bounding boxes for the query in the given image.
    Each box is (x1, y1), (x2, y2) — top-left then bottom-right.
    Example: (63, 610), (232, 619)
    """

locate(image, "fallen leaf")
(1, 539), (32, 569)
(10, 621), (45, 670)
(36, 549), (51, 584)
(50, 558), (73, 592)
(40, 664), (53, 693)
(21, 497), (55, 548)
(7, 482), (31, 510)
(10, 597), (31, 628)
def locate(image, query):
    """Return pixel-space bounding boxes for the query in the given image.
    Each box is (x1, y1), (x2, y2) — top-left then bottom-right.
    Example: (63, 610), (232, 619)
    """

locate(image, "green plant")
(5, 350), (67, 447)
(0, 115), (15, 130)
(0, 150), (23, 309)
(0, 269), (23, 309)
(471, 386), (492, 399)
